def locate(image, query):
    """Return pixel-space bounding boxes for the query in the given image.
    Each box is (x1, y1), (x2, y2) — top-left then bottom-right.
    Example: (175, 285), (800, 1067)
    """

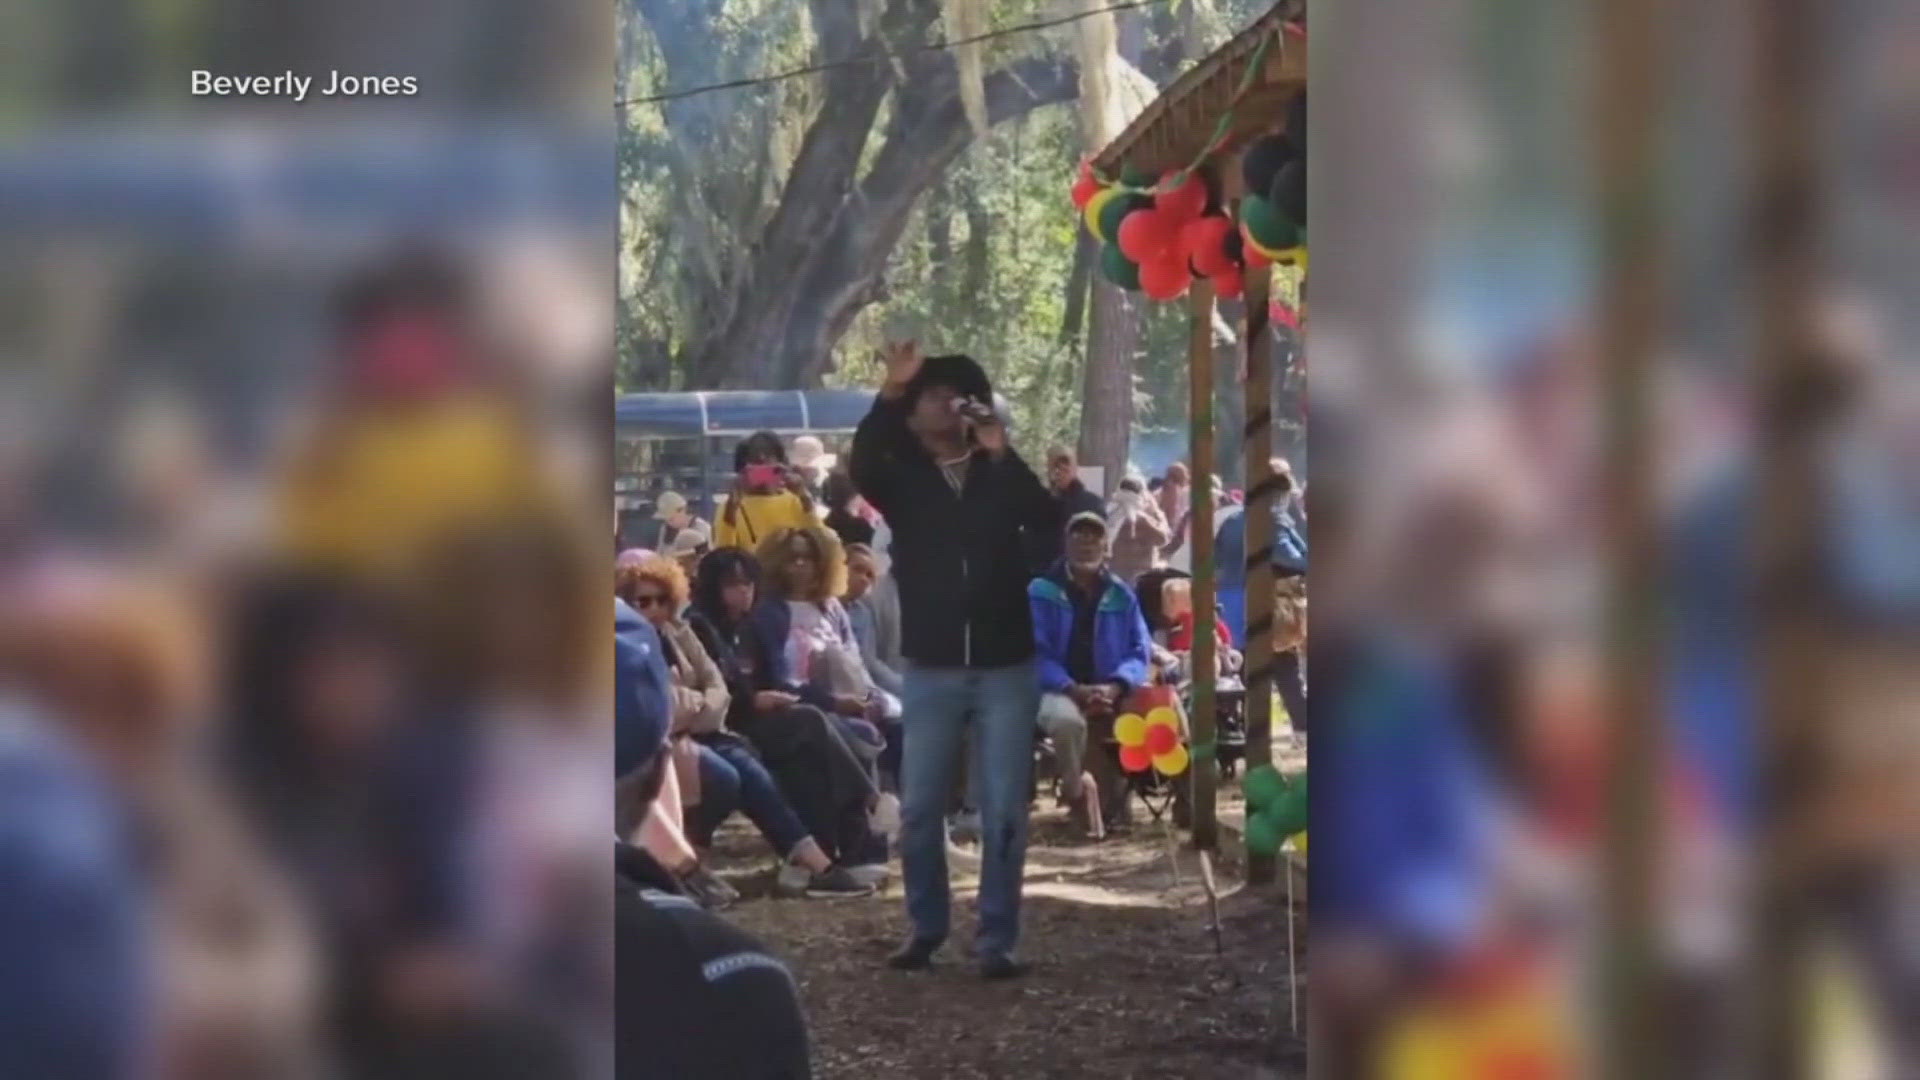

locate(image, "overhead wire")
(621, 0), (1176, 106)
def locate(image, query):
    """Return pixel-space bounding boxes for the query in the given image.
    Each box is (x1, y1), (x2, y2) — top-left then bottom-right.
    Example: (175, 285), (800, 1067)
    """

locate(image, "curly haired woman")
(751, 524), (899, 769)
(620, 554), (874, 899)
(688, 548), (895, 895)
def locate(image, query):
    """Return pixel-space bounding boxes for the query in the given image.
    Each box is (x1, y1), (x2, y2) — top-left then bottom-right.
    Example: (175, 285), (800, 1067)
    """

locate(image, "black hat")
(904, 353), (994, 409)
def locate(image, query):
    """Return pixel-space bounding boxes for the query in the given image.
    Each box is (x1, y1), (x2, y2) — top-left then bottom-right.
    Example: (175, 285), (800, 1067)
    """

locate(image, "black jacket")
(1028, 479), (1107, 571)
(616, 842), (812, 1078)
(850, 394), (1058, 669)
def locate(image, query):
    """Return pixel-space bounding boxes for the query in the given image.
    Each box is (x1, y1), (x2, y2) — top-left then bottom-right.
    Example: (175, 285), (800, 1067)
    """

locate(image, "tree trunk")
(710, 53), (1082, 389)
(1078, 280), (1137, 491)
(1058, 233), (1095, 347)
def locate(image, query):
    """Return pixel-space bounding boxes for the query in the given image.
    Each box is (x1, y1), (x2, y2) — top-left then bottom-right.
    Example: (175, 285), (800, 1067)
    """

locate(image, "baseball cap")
(615, 599), (671, 779)
(666, 529), (707, 559)
(653, 491), (688, 520)
(790, 435), (837, 471)
(1066, 511), (1109, 536)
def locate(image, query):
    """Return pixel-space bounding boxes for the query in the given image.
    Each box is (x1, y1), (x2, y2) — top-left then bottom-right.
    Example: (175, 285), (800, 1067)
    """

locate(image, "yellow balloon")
(1114, 712), (1147, 747)
(1144, 706), (1179, 733)
(1275, 245), (1308, 274)
(1083, 187), (1120, 241)
(1152, 745), (1190, 775)
(1289, 832), (1307, 856)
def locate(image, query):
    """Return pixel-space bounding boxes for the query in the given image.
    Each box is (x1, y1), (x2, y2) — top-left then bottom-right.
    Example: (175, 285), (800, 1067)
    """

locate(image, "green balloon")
(1244, 808), (1283, 856)
(1268, 777), (1308, 836)
(1240, 194), (1301, 251)
(1119, 162), (1157, 189)
(1098, 193), (1153, 247)
(1243, 764), (1286, 810)
(1100, 243), (1141, 290)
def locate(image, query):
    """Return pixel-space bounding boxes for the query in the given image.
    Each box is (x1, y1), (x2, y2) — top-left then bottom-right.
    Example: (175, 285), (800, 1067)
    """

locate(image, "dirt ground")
(708, 787), (1307, 1080)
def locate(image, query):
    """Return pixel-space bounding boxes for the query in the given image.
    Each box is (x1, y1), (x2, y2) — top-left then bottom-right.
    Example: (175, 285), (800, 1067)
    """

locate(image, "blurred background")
(0, 2), (614, 1077)
(1312, 0), (1920, 1075)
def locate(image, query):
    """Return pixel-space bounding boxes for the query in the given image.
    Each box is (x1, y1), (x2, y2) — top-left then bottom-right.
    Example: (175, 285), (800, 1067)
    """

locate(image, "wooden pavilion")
(1092, 0), (1305, 886)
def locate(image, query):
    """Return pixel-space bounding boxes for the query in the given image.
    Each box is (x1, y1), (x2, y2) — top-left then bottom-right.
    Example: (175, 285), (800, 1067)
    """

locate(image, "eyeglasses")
(632, 594), (669, 609)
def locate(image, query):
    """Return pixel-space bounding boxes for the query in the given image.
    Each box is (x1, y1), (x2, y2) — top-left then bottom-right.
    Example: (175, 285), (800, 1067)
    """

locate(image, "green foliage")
(620, 0), (1282, 467)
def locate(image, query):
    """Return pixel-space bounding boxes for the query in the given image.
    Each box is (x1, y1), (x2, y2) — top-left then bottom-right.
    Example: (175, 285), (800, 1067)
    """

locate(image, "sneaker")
(948, 810), (982, 844)
(887, 937), (942, 970)
(846, 863), (890, 890)
(978, 952), (1028, 980)
(869, 793), (902, 838)
(804, 865), (875, 898)
(678, 865), (738, 910)
(945, 838), (982, 872)
(775, 862), (813, 897)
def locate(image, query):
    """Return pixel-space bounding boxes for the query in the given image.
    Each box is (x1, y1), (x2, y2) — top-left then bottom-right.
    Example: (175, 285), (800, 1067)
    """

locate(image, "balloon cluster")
(1068, 91), (1307, 302)
(1241, 762), (1306, 857)
(1238, 91), (1307, 272)
(1114, 705), (1190, 776)
(1072, 162), (1247, 302)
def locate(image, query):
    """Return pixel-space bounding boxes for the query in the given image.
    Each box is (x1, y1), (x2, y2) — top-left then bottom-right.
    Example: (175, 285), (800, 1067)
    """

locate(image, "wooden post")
(1595, 0), (1661, 1069)
(1188, 279), (1219, 851)
(1752, 0), (1821, 1071)
(1241, 261), (1278, 886)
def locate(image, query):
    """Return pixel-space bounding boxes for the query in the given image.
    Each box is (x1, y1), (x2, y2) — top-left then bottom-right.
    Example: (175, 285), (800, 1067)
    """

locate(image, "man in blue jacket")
(1029, 513), (1154, 836)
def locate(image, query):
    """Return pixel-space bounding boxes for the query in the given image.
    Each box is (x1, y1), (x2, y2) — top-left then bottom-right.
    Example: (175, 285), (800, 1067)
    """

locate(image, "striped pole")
(1240, 260), (1278, 886)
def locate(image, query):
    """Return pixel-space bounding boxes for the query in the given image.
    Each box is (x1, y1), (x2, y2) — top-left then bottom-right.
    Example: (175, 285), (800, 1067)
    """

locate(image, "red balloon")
(1144, 722), (1179, 755)
(1213, 264), (1245, 300)
(1117, 208), (1176, 263)
(1155, 171), (1209, 223)
(1071, 173), (1102, 210)
(1119, 744), (1153, 773)
(1183, 215), (1235, 276)
(1139, 255), (1190, 300)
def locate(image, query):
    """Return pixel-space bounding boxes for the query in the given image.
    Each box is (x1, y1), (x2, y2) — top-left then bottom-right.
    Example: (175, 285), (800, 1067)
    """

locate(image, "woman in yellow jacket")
(713, 430), (818, 551)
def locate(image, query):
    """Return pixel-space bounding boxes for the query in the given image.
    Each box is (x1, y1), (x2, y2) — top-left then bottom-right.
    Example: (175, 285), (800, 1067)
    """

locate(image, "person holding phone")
(714, 430), (816, 552)
(851, 341), (1059, 980)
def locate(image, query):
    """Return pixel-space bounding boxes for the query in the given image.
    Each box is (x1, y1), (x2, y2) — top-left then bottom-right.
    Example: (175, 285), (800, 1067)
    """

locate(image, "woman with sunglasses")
(620, 555), (874, 899)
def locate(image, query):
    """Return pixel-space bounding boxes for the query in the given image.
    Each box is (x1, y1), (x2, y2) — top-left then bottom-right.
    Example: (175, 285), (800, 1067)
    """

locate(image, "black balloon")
(1286, 93), (1306, 147)
(1200, 167), (1225, 217)
(1270, 158), (1305, 225)
(1240, 135), (1292, 202)
(1223, 228), (1244, 267)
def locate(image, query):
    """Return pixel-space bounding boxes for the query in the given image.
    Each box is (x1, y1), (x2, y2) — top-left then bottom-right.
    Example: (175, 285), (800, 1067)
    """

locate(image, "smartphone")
(744, 463), (784, 488)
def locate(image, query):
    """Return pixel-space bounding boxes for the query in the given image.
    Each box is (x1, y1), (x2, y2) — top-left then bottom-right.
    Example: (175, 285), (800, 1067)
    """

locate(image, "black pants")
(733, 704), (879, 865)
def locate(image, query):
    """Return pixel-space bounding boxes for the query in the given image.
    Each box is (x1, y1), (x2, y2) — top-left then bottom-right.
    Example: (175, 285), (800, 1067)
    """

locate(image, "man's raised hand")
(880, 340), (923, 397)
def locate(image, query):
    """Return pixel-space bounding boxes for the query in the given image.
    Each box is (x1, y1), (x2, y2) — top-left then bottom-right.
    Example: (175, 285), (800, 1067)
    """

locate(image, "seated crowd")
(615, 432), (1306, 912)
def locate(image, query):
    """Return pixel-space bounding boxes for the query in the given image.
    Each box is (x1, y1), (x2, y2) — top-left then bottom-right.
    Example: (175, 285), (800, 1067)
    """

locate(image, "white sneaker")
(776, 862), (813, 897)
(846, 863), (891, 889)
(949, 810), (982, 844)
(945, 839), (981, 872)
(869, 793), (902, 838)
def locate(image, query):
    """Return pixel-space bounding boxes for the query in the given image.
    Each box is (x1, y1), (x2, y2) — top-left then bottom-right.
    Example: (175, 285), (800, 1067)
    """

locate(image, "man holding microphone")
(850, 342), (1059, 979)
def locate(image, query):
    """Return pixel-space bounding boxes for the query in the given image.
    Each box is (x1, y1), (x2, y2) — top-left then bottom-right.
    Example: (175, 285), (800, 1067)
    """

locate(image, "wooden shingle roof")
(1092, 1), (1305, 186)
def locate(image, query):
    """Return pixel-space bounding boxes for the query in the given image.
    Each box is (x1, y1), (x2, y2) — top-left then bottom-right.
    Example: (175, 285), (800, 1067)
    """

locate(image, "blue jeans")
(688, 736), (811, 858)
(899, 662), (1040, 958)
